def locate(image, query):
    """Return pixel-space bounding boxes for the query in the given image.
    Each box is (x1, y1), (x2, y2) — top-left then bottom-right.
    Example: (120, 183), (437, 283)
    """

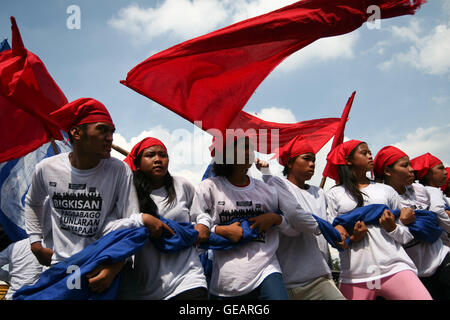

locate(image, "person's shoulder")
(172, 175), (196, 190)
(103, 157), (132, 174)
(325, 184), (345, 196)
(35, 152), (69, 173)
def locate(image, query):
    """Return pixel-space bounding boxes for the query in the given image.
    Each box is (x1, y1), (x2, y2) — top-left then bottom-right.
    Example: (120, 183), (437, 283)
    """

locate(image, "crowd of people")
(1, 98), (449, 300)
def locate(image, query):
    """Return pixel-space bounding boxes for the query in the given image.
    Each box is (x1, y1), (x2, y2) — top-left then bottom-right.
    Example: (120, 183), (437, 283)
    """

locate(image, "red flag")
(121, 0), (425, 132)
(0, 17), (67, 163)
(321, 91), (355, 183)
(223, 111), (340, 156)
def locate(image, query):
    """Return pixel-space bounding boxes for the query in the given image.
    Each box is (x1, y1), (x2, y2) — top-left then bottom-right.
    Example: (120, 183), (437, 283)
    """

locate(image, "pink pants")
(339, 270), (433, 300)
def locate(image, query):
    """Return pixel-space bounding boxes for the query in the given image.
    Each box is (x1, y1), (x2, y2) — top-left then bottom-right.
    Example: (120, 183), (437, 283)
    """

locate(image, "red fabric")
(124, 137), (167, 171)
(49, 98), (114, 132)
(0, 17), (68, 163)
(325, 139), (363, 182)
(322, 91), (355, 179)
(410, 153), (443, 180)
(121, 0), (425, 133)
(373, 146), (408, 177)
(441, 168), (450, 192)
(209, 111), (340, 158)
(276, 136), (315, 166)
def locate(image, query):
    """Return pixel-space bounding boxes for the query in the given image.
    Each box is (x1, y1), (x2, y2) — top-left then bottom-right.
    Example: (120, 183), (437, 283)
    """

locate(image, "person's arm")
(267, 176), (320, 234)
(248, 212), (282, 233)
(24, 164), (53, 264)
(190, 181), (214, 243)
(215, 222), (243, 243)
(85, 260), (126, 294)
(427, 187), (450, 233)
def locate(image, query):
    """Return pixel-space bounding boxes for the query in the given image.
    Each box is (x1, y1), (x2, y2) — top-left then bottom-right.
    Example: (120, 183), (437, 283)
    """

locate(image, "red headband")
(373, 146), (408, 177)
(325, 139), (363, 182)
(124, 137), (167, 171)
(275, 136), (315, 166)
(49, 98), (114, 132)
(411, 153), (443, 180)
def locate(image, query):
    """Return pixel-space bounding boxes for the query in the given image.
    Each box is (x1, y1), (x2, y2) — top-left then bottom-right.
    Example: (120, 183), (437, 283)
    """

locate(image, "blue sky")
(1, 0), (449, 186)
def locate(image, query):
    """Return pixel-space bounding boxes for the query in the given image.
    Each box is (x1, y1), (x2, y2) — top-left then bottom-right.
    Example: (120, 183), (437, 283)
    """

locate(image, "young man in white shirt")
(24, 98), (172, 294)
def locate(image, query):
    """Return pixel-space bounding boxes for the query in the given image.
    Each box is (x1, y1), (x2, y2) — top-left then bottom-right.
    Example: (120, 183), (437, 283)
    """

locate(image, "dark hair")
(0, 225), (12, 252)
(337, 143), (367, 208)
(212, 137), (251, 177)
(133, 151), (177, 210)
(374, 162), (396, 183)
(68, 124), (88, 144)
(282, 156), (298, 177)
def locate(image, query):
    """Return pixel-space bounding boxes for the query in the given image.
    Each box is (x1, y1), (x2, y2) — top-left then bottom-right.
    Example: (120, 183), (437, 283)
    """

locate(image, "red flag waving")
(225, 111), (340, 156)
(121, 0), (425, 132)
(0, 17), (68, 163)
(321, 91), (356, 186)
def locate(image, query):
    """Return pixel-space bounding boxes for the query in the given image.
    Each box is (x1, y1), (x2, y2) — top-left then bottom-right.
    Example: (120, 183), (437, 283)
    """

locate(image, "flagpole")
(112, 144), (129, 157)
(50, 138), (59, 155)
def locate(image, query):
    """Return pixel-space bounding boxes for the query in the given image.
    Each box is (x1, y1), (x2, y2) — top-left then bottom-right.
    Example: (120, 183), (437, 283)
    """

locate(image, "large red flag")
(0, 17), (67, 163)
(321, 91), (355, 186)
(223, 111), (341, 156)
(121, 0), (425, 132)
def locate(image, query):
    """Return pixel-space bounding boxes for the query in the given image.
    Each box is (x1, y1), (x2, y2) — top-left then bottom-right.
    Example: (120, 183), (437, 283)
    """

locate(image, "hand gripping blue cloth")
(331, 204), (443, 244)
(199, 219), (259, 251)
(150, 216), (199, 253)
(13, 227), (150, 300)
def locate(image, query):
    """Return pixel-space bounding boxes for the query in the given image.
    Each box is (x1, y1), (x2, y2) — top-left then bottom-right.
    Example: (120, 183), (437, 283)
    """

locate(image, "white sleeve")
(24, 164), (47, 244)
(427, 187), (450, 233)
(266, 176), (320, 235)
(100, 165), (144, 236)
(325, 189), (339, 223)
(386, 188), (414, 244)
(0, 244), (12, 269)
(190, 180), (214, 229)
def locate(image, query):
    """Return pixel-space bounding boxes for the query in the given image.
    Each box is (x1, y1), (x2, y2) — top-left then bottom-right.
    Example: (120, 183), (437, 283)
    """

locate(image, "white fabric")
(325, 182), (417, 284)
(0, 239), (43, 300)
(399, 183), (449, 277)
(191, 176), (282, 297)
(264, 176), (332, 288)
(24, 153), (143, 264)
(121, 176), (207, 300)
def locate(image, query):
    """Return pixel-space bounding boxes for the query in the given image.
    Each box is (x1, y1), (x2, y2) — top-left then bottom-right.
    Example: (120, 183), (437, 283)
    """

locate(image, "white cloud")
(248, 106), (297, 123)
(393, 125), (450, 166)
(379, 20), (450, 76)
(278, 32), (359, 72)
(109, 0), (359, 71)
(108, 0), (229, 41)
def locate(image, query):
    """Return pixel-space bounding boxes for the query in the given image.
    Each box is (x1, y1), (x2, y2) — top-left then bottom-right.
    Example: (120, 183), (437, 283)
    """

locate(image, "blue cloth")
(332, 204), (443, 244)
(150, 216), (198, 253)
(445, 205), (450, 211)
(13, 227), (150, 300)
(312, 214), (344, 251)
(201, 162), (215, 181)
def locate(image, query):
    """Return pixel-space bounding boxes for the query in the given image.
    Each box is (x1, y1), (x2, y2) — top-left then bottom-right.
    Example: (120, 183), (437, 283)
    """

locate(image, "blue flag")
(0, 137), (71, 242)
(0, 39), (11, 51)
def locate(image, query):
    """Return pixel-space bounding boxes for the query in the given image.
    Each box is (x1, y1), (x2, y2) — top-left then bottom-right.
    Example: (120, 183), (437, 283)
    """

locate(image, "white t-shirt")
(191, 176), (283, 297)
(264, 176), (332, 288)
(0, 239), (43, 300)
(426, 186), (450, 249)
(326, 182), (417, 284)
(399, 183), (449, 277)
(24, 153), (143, 264)
(120, 176), (207, 300)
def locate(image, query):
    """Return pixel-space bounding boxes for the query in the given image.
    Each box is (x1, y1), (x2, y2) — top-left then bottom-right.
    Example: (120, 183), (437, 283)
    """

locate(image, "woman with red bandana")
(411, 153), (450, 248)
(374, 146), (450, 299)
(120, 137), (209, 300)
(324, 140), (431, 300)
(256, 136), (347, 300)
(191, 135), (289, 300)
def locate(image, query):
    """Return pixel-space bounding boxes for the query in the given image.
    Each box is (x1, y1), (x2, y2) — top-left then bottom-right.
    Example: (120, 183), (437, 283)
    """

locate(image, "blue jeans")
(210, 272), (288, 300)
